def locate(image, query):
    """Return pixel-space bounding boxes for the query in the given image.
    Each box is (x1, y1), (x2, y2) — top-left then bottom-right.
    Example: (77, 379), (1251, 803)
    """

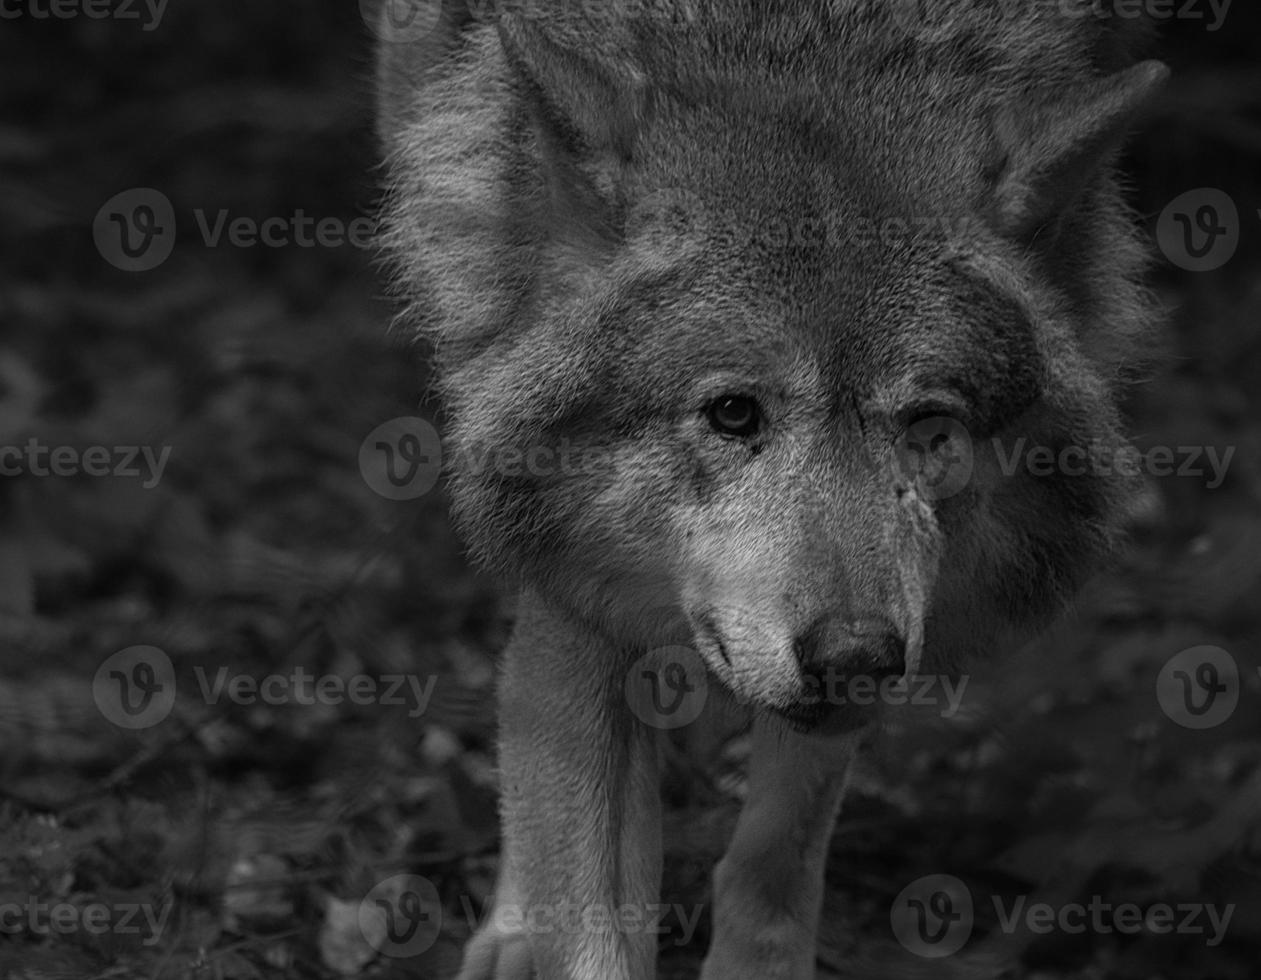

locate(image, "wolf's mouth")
(771, 700), (873, 737)
(696, 613), (732, 668)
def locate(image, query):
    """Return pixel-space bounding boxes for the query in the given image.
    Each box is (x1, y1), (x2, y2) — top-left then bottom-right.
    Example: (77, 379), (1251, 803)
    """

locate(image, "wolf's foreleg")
(458, 590), (662, 980)
(700, 720), (859, 980)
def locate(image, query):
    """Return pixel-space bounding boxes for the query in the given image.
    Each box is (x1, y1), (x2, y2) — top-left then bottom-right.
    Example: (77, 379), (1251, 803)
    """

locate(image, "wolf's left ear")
(990, 60), (1169, 241)
(498, 15), (650, 242)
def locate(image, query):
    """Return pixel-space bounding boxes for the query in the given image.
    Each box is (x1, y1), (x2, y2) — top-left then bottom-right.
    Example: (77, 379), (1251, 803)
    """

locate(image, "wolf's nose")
(793, 616), (907, 683)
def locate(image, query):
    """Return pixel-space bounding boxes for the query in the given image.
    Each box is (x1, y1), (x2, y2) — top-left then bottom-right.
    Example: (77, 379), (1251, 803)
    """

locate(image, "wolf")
(375, 1), (1167, 976)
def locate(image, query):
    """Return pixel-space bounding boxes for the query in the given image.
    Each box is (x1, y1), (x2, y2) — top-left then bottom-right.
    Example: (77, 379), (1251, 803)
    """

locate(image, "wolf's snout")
(792, 616), (907, 683)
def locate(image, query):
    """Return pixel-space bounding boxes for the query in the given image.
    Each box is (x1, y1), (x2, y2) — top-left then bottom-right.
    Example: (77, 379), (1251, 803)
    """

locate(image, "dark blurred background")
(0, 2), (1259, 978)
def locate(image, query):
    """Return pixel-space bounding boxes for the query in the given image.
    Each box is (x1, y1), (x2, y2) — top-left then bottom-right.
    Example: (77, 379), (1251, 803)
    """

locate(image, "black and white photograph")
(1, 1), (1259, 977)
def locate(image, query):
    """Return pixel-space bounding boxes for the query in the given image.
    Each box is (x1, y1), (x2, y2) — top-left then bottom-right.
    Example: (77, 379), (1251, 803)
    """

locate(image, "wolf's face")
(446, 160), (1130, 725)
(379, 8), (1165, 725)
(559, 246), (1092, 724)
(587, 117), (1067, 719)
(614, 235), (1033, 719)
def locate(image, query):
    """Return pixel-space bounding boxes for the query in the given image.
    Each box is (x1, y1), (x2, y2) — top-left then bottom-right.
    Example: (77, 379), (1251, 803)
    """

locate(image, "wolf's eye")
(707, 395), (760, 438)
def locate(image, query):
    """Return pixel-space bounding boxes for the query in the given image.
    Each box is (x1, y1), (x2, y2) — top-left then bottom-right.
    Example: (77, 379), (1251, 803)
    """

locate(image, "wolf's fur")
(376, 2), (1165, 977)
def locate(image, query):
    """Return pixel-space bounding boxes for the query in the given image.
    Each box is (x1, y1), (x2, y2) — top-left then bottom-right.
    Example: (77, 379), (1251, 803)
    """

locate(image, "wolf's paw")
(454, 923), (536, 980)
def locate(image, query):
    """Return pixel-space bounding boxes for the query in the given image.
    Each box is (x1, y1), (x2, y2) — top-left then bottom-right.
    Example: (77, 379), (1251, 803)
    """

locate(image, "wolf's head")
(378, 1), (1166, 726)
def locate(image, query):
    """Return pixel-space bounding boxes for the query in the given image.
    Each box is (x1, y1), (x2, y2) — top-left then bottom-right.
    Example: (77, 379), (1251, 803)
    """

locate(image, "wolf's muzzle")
(792, 615), (908, 686)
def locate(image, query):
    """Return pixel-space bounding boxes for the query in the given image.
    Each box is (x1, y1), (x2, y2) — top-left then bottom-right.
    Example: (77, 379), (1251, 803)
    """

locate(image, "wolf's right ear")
(990, 60), (1169, 242)
(498, 14), (651, 243)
